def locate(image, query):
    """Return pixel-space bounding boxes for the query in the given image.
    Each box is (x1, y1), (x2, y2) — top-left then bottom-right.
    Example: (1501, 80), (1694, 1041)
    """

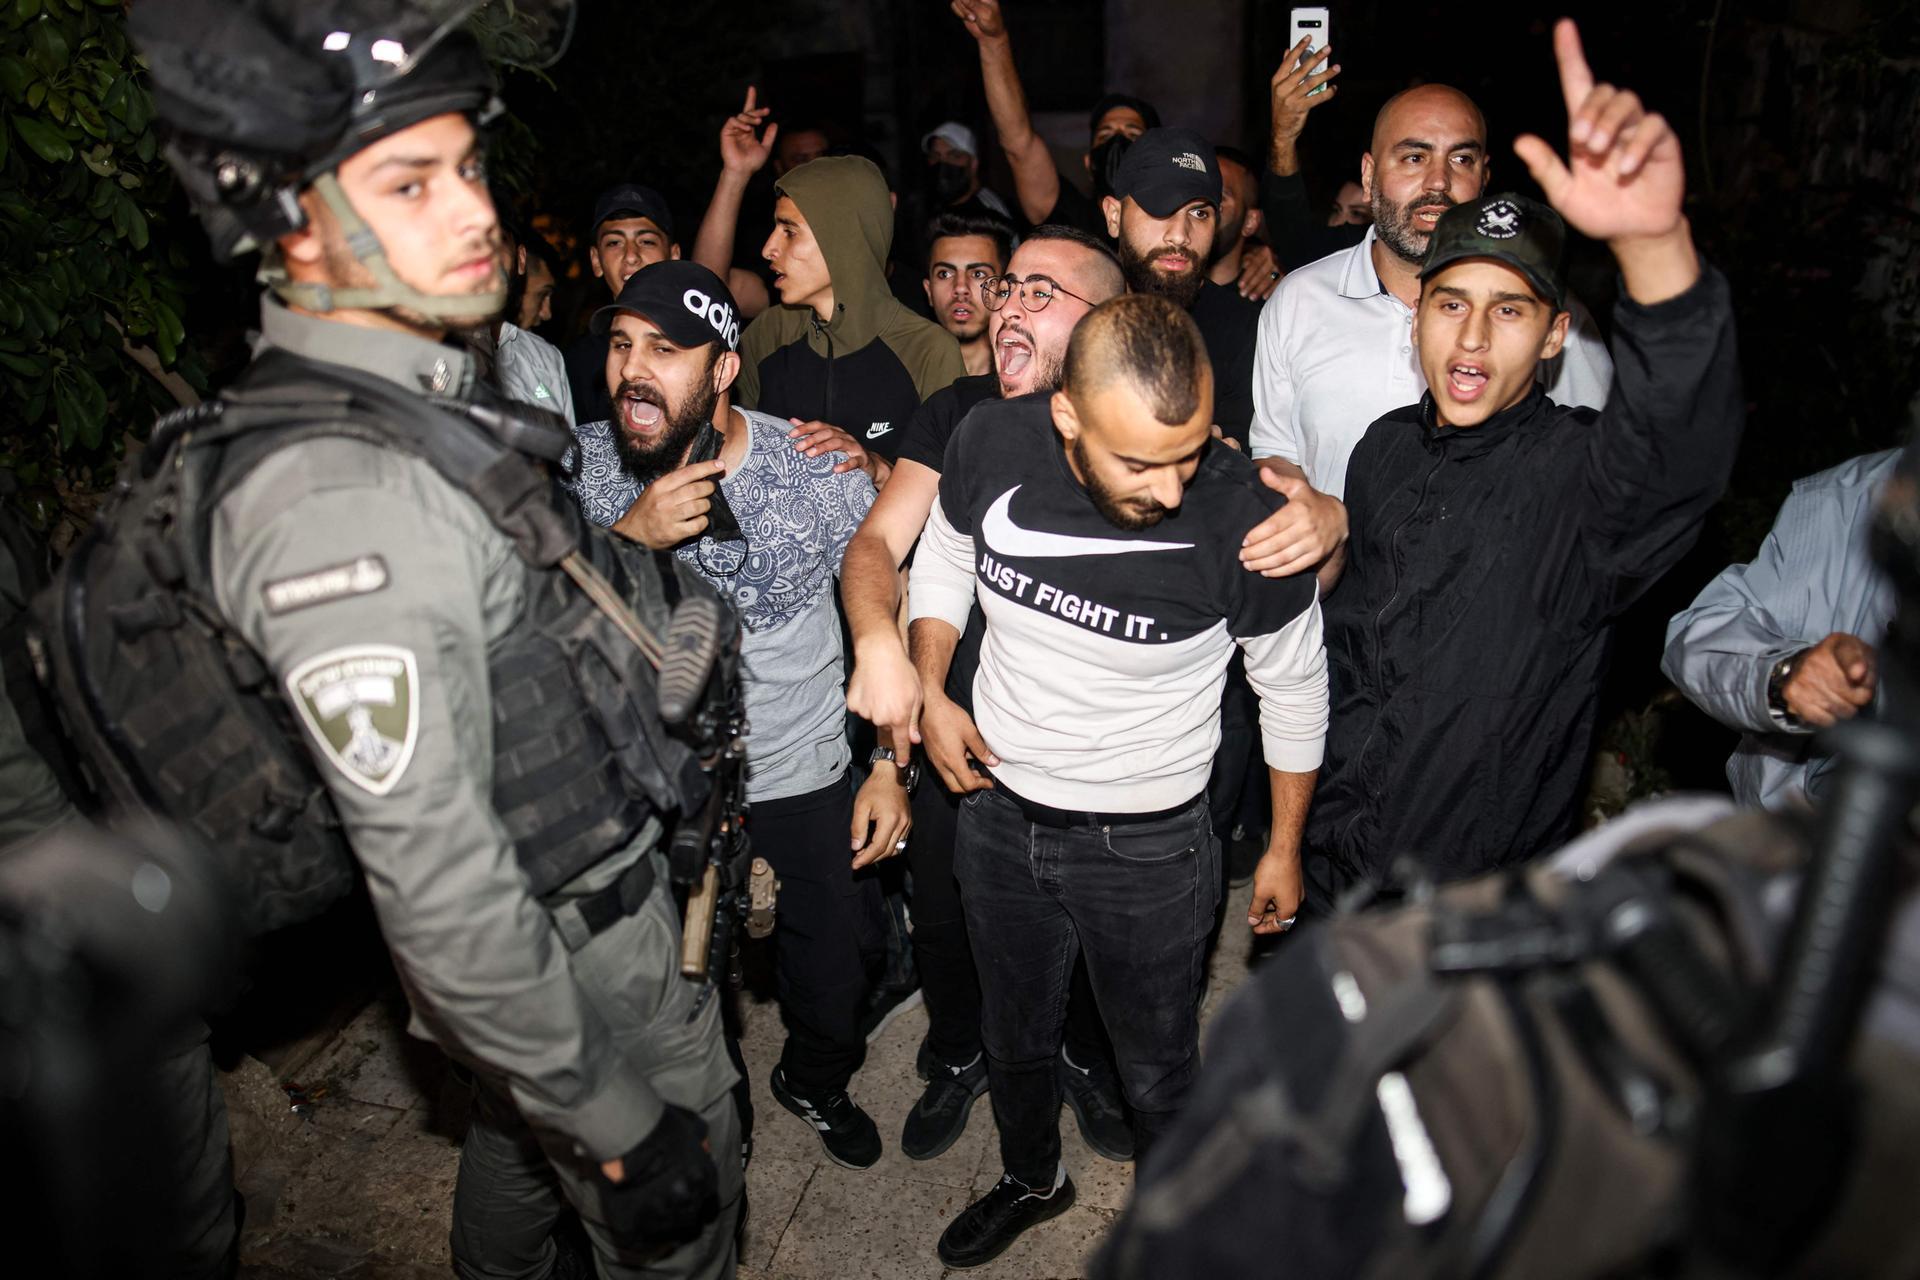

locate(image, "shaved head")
(1370, 84), (1486, 157)
(1052, 294), (1214, 531)
(1363, 84), (1490, 265)
(1063, 293), (1209, 426)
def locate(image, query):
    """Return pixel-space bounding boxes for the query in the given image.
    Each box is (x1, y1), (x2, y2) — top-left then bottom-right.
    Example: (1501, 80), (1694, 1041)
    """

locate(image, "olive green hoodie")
(736, 156), (964, 453)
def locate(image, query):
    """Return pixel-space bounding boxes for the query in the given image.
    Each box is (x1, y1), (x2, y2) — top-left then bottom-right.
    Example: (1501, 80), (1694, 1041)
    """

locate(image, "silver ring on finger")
(894, 838), (908, 852)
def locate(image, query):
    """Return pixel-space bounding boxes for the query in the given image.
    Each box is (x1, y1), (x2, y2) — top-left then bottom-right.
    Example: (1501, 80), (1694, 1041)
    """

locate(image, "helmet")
(130, 0), (572, 323)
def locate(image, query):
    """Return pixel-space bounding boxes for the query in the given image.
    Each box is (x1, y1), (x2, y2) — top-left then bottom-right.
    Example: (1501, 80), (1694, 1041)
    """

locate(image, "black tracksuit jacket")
(1308, 265), (1742, 892)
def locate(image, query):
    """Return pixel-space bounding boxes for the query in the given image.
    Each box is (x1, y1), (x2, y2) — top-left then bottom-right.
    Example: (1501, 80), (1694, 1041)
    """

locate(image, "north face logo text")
(682, 288), (741, 349)
(1172, 152), (1207, 173)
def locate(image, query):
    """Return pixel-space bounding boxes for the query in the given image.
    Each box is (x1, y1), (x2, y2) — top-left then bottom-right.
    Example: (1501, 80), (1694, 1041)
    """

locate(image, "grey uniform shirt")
(1662, 449), (1899, 809)
(495, 320), (575, 422)
(210, 299), (671, 1161)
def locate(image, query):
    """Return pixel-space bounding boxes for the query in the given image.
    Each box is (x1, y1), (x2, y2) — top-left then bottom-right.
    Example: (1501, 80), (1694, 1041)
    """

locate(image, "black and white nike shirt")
(911, 394), (1327, 812)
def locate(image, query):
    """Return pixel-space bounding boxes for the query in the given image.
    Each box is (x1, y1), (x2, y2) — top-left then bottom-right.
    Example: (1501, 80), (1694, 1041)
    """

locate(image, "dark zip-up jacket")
(736, 156), (965, 461)
(1309, 265), (1742, 890)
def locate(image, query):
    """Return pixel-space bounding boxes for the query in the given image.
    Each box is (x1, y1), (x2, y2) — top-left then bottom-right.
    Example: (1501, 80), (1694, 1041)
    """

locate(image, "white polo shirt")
(1249, 226), (1615, 498)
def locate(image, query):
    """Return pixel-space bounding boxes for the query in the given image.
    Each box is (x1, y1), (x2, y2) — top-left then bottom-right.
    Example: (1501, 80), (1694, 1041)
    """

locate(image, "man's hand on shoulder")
(1240, 459), (1347, 578)
(787, 418), (881, 480)
(1782, 632), (1877, 728)
(612, 459), (726, 550)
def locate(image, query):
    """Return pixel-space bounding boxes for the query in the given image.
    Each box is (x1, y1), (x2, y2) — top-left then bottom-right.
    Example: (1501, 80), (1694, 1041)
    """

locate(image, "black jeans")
(955, 785), (1221, 1184)
(753, 772), (887, 1095)
(910, 768), (1116, 1070)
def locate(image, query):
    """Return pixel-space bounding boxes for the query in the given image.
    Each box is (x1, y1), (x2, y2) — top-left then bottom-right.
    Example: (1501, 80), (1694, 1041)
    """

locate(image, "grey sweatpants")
(449, 878), (742, 1280)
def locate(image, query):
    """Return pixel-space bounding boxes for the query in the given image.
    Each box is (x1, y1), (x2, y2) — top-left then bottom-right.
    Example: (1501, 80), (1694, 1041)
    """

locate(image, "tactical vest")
(33, 350), (716, 934)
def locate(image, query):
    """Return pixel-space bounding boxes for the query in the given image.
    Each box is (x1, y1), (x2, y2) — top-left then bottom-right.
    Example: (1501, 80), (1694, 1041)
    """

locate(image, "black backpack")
(30, 352), (624, 934)
(1098, 791), (1920, 1280)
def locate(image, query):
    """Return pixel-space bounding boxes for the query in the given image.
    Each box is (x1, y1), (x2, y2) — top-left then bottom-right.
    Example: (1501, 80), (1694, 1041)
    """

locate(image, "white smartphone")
(1290, 7), (1331, 95)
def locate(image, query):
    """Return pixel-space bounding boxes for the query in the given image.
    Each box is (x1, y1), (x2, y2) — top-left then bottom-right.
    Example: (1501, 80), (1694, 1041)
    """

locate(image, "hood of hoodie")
(774, 155), (895, 355)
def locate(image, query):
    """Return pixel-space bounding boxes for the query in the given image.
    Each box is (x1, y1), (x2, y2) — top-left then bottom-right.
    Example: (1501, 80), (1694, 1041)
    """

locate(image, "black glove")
(599, 1104), (721, 1248)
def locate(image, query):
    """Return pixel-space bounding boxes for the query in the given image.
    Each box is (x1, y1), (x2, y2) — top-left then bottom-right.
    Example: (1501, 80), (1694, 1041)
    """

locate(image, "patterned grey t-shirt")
(565, 407), (875, 802)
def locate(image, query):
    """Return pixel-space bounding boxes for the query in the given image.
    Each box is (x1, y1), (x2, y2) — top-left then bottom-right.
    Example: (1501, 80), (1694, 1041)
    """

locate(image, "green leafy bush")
(0, 0), (208, 531)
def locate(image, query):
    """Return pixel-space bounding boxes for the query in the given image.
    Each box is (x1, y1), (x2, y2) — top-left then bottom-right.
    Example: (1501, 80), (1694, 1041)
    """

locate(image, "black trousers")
(753, 771), (888, 1094)
(909, 769), (1115, 1070)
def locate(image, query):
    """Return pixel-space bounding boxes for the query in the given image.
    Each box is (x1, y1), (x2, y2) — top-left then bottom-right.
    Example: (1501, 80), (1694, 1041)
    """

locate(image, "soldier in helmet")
(126, 2), (741, 1275)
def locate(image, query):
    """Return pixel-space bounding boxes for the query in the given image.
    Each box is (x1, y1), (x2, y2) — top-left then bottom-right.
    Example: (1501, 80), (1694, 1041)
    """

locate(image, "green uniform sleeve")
(211, 438), (665, 1160)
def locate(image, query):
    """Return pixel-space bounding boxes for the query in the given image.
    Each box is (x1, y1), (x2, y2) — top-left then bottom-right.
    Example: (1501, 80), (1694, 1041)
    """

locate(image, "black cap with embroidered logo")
(1108, 127), (1221, 218)
(590, 182), (675, 240)
(592, 260), (741, 351)
(1419, 193), (1568, 311)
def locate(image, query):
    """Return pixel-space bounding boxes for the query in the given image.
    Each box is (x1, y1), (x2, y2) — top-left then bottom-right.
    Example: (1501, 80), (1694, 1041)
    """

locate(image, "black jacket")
(1309, 266), (1742, 890)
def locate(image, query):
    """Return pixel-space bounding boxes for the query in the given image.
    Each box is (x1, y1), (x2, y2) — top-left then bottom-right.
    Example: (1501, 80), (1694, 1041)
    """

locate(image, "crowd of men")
(13, 0), (1897, 1276)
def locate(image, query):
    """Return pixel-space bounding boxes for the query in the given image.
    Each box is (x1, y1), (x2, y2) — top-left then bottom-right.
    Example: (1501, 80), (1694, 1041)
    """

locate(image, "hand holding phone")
(1289, 7), (1331, 96)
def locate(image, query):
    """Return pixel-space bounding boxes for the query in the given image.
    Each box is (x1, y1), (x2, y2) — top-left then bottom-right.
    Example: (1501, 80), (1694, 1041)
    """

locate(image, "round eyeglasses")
(981, 274), (1097, 313)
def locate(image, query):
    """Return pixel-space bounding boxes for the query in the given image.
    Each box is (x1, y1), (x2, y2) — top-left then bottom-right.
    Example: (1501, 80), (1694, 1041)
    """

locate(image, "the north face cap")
(593, 259), (741, 351)
(1419, 193), (1568, 311)
(1108, 127), (1221, 219)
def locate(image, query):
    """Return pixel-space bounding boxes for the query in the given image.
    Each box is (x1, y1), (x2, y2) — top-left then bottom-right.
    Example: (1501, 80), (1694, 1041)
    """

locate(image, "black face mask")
(925, 160), (972, 206)
(1088, 136), (1132, 201)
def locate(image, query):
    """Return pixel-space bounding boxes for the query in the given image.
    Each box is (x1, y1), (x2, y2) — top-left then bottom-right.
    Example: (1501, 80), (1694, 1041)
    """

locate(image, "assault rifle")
(656, 593), (776, 1002)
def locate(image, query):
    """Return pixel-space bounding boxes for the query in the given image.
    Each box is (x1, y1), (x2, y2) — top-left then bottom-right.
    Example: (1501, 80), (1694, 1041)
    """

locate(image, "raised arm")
(694, 88), (775, 319)
(1261, 39), (1354, 270)
(1516, 20), (1741, 626)
(954, 0), (1060, 226)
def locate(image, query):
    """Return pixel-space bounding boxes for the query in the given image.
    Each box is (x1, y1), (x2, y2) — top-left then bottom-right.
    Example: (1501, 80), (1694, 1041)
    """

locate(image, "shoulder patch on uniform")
(263, 555), (390, 615)
(285, 644), (420, 796)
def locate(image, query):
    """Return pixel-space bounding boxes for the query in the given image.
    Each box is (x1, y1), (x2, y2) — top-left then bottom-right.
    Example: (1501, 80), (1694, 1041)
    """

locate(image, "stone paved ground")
(227, 906), (1262, 1280)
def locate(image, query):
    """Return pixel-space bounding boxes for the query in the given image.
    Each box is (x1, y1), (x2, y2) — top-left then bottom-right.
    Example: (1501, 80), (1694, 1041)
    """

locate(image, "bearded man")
(565, 260), (907, 1171)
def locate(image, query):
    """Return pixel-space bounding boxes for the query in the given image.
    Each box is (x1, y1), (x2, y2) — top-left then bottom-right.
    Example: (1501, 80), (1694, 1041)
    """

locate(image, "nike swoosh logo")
(866, 422), (894, 438)
(980, 486), (1193, 558)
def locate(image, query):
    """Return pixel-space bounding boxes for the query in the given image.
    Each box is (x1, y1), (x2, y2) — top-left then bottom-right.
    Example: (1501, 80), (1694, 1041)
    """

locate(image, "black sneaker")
(937, 1167), (1077, 1269)
(1058, 1047), (1134, 1161)
(902, 1041), (989, 1160)
(1226, 823), (1265, 888)
(770, 1065), (882, 1170)
(857, 978), (925, 1043)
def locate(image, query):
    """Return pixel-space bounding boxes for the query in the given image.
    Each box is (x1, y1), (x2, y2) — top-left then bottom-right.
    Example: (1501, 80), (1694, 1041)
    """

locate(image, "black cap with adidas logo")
(1108, 127), (1222, 219)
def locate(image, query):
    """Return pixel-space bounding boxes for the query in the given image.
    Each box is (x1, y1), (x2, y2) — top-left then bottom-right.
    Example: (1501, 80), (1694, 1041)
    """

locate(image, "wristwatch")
(869, 746), (921, 793)
(1766, 650), (1807, 731)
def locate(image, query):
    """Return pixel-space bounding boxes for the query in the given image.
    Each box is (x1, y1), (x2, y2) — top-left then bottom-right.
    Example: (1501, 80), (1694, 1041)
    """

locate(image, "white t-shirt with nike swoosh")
(909, 393), (1328, 812)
